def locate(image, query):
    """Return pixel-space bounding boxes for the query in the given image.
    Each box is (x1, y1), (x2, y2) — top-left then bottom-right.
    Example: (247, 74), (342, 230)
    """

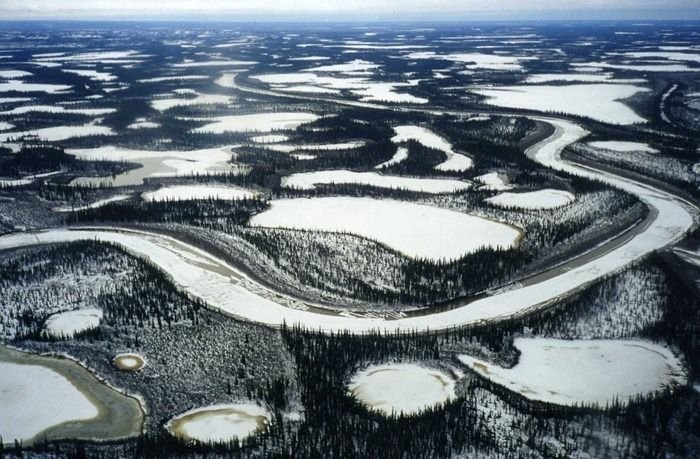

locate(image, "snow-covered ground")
(405, 51), (532, 71)
(391, 125), (473, 172)
(190, 112), (319, 134)
(0, 104), (116, 116)
(374, 146), (408, 169)
(259, 141), (364, 153)
(67, 145), (240, 186)
(249, 197), (520, 260)
(151, 92), (233, 111)
(471, 84), (649, 125)
(348, 363), (455, 415)
(166, 403), (270, 443)
(0, 119), (693, 333)
(41, 308), (103, 339)
(458, 338), (686, 406)
(475, 172), (513, 191)
(0, 360), (98, 444)
(588, 141), (658, 154)
(63, 69), (116, 81)
(142, 185), (256, 202)
(485, 189), (575, 210)
(281, 170), (472, 194)
(0, 123), (114, 142)
(0, 80), (72, 94)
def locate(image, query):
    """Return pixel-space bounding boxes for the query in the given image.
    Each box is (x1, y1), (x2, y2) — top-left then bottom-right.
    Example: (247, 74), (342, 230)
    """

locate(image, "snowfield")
(458, 338), (686, 406)
(0, 123), (114, 142)
(151, 93), (233, 111)
(588, 141), (659, 154)
(166, 403), (270, 443)
(41, 308), (103, 339)
(475, 172), (513, 191)
(190, 112), (319, 134)
(485, 189), (575, 210)
(281, 170), (472, 194)
(471, 84), (649, 125)
(406, 51), (533, 71)
(142, 185), (257, 202)
(249, 197), (520, 260)
(348, 363), (455, 415)
(391, 125), (473, 171)
(374, 146), (408, 169)
(0, 361), (98, 443)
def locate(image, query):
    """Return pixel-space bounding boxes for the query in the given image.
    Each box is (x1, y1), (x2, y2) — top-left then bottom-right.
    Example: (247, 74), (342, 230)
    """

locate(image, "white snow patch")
(458, 338), (686, 406)
(391, 125), (473, 171)
(475, 172), (513, 191)
(167, 403), (270, 443)
(282, 170), (471, 194)
(249, 197), (520, 260)
(41, 308), (103, 339)
(191, 112), (319, 134)
(588, 141), (658, 154)
(472, 84), (649, 125)
(348, 363), (455, 415)
(142, 185), (256, 202)
(374, 147), (408, 169)
(486, 189), (575, 210)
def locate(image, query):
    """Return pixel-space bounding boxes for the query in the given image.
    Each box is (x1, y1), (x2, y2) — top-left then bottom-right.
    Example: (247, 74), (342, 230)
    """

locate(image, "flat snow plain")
(471, 84), (649, 125)
(281, 170), (472, 194)
(248, 197), (520, 260)
(485, 189), (575, 210)
(458, 338), (686, 406)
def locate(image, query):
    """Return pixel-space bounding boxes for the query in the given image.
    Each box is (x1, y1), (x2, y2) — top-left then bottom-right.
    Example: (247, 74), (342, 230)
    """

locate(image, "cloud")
(0, 0), (698, 19)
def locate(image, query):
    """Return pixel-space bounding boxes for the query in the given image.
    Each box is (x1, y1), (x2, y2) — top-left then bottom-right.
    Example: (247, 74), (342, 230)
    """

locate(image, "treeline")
(68, 197), (269, 233)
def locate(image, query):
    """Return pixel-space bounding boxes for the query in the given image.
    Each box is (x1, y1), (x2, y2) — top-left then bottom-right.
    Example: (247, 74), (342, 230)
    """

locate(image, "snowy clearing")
(249, 197), (520, 260)
(41, 308), (103, 339)
(471, 84), (649, 125)
(485, 189), (575, 210)
(281, 170), (471, 194)
(406, 51), (533, 71)
(588, 141), (659, 154)
(374, 146), (408, 169)
(475, 172), (513, 191)
(0, 123), (114, 142)
(0, 104), (116, 116)
(0, 361), (98, 444)
(0, 80), (72, 94)
(151, 93), (233, 111)
(458, 338), (686, 406)
(391, 125), (473, 171)
(63, 69), (116, 81)
(167, 403), (270, 443)
(191, 112), (319, 134)
(142, 185), (257, 202)
(348, 363), (455, 415)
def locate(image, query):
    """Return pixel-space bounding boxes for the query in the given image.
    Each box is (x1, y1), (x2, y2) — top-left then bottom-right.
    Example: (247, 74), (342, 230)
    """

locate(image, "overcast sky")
(1, 0), (699, 20)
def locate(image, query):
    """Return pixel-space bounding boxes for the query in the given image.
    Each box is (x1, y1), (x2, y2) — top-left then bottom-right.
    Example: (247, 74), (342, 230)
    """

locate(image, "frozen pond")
(0, 345), (143, 446)
(348, 363), (455, 416)
(249, 197), (521, 260)
(485, 189), (575, 210)
(167, 403), (270, 444)
(458, 338), (686, 406)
